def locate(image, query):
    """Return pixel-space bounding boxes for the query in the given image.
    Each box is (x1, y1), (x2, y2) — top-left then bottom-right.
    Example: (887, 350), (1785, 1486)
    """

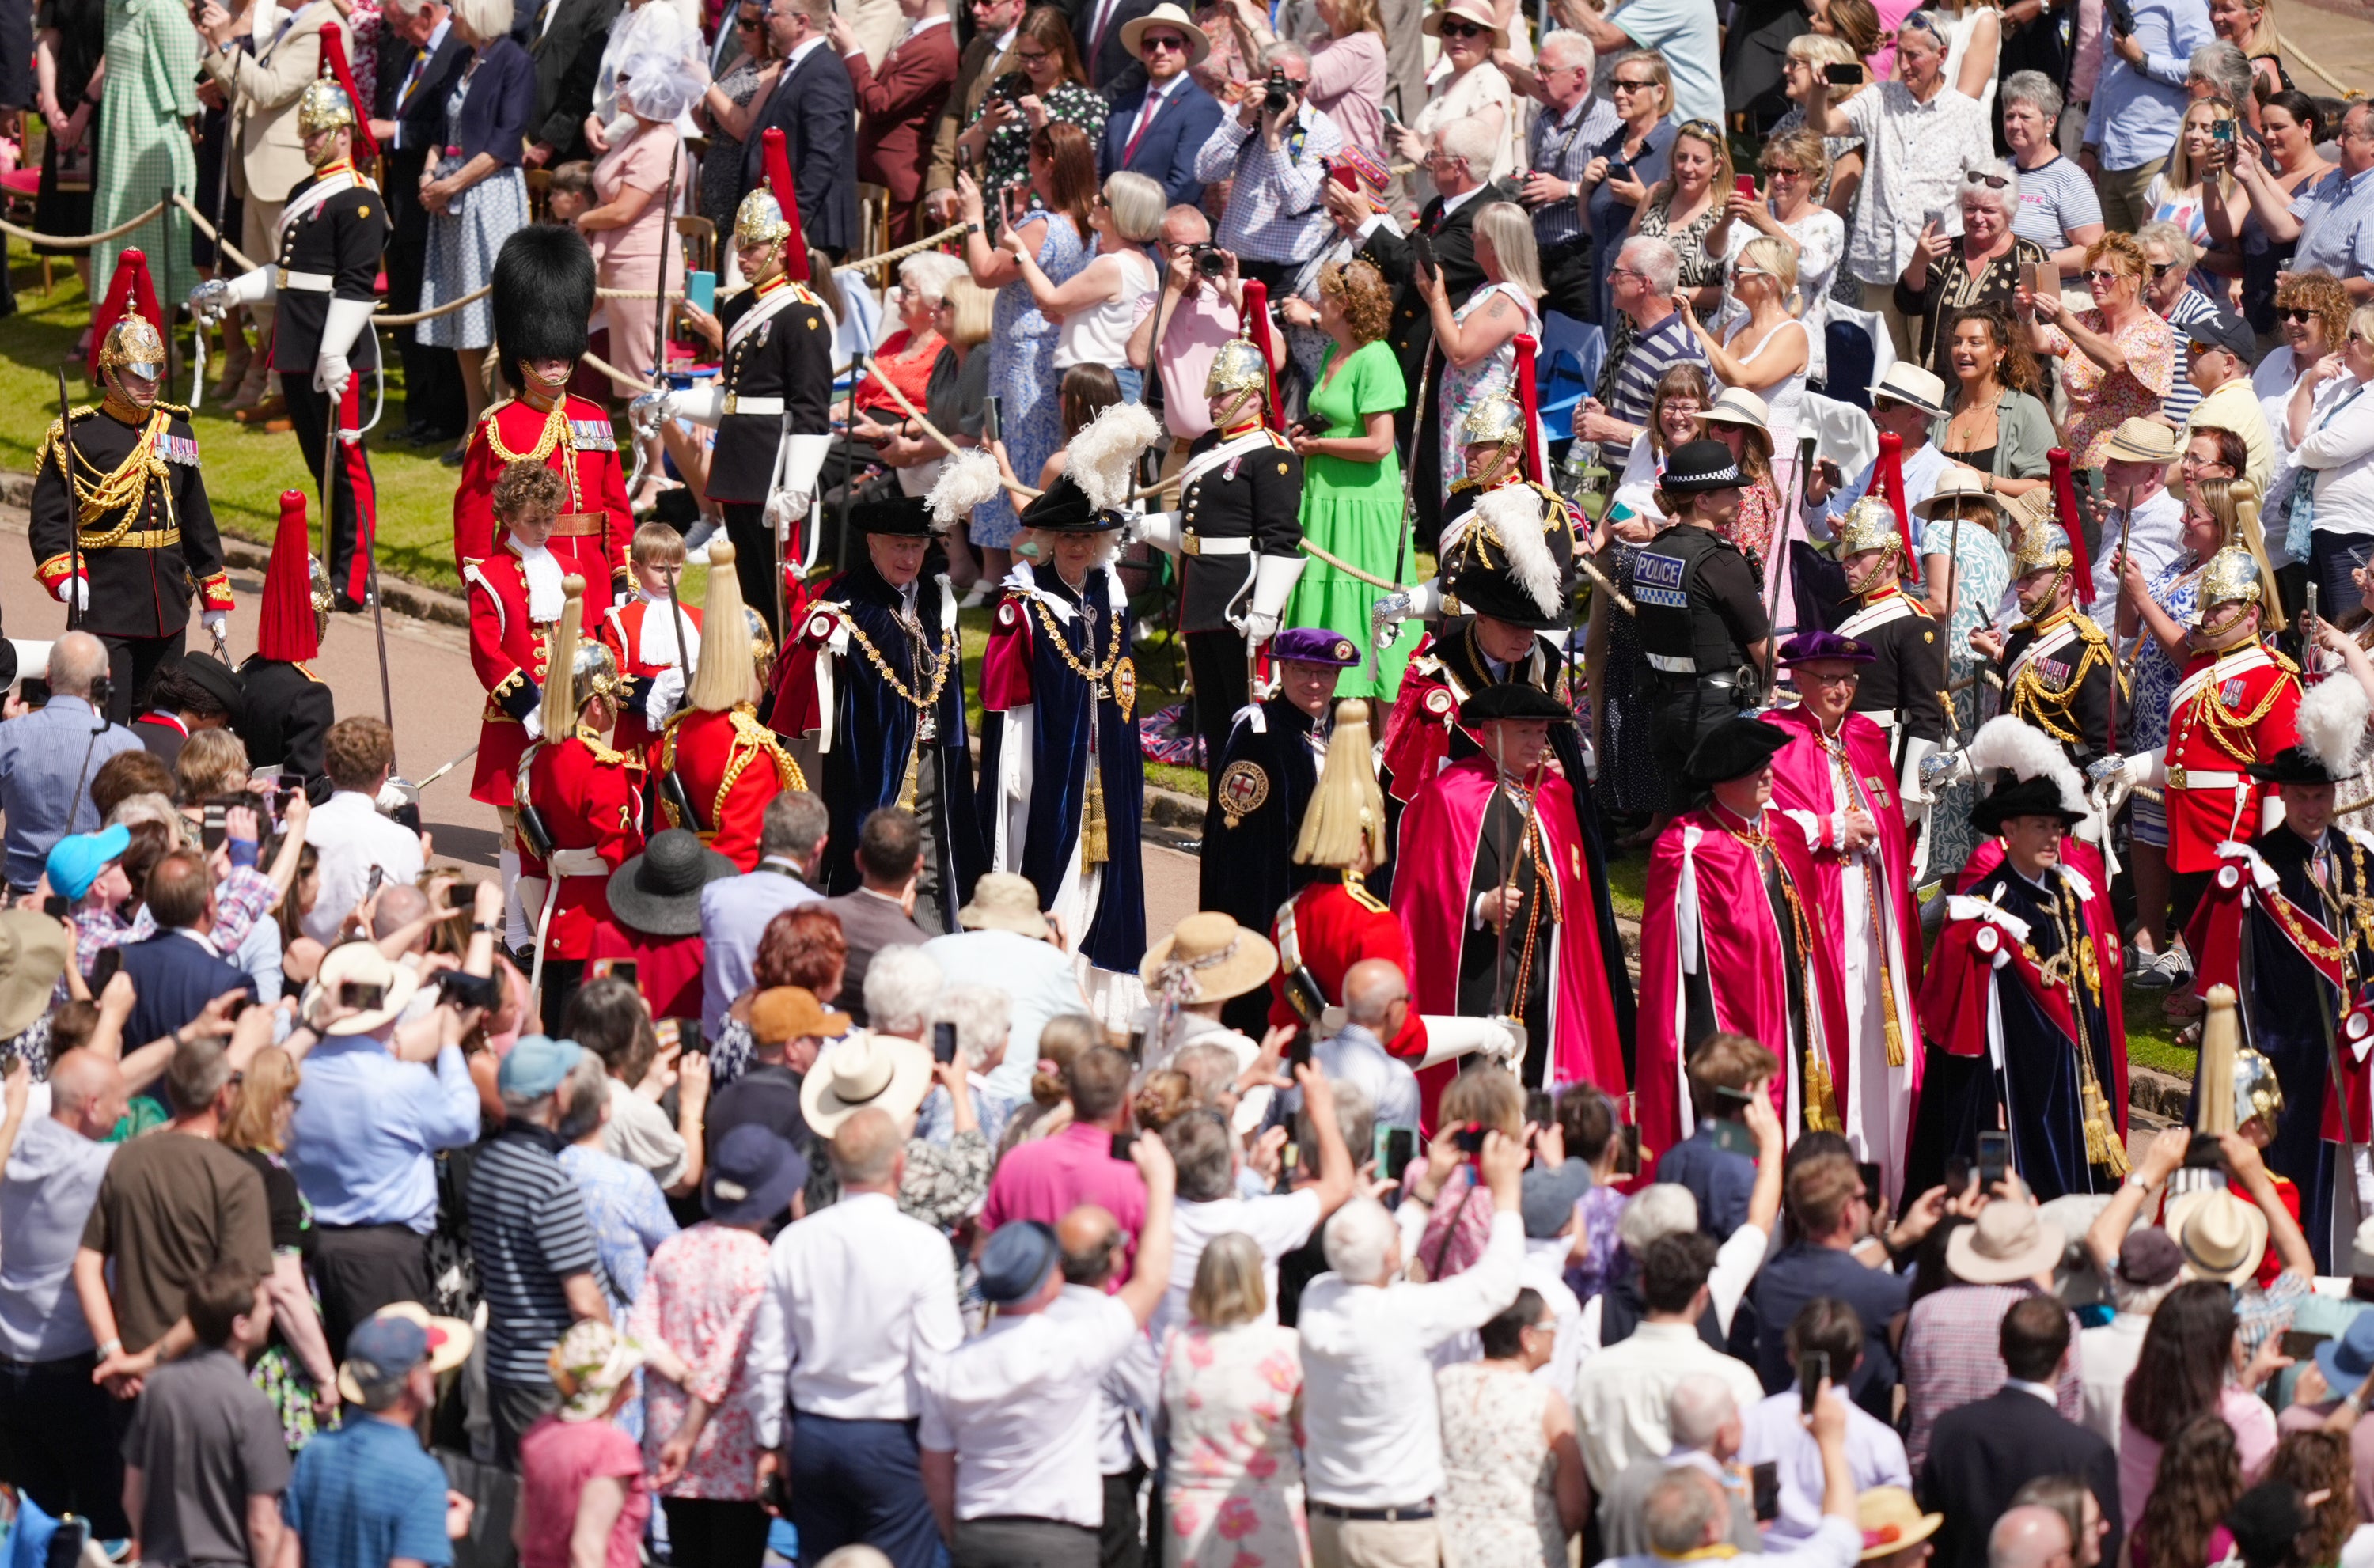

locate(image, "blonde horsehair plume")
(1963, 714), (2089, 816)
(2231, 480), (2287, 629)
(927, 449), (1001, 528)
(1472, 484), (1564, 619)
(1293, 702), (1388, 869)
(2297, 673), (2372, 778)
(540, 575), (589, 742)
(685, 542), (760, 713)
(1068, 401), (1163, 513)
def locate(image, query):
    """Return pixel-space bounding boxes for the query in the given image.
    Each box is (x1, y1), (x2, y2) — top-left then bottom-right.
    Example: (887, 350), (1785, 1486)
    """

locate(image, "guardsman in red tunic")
(599, 523), (703, 770)
(468, 460), (570, 946)
(659, 540), (805, 870)
(2093, 545), (2304, 928)
(1269, 699), (1519, 1130)
(451, 226), (632, 604)
(517, 576), (647, 1029)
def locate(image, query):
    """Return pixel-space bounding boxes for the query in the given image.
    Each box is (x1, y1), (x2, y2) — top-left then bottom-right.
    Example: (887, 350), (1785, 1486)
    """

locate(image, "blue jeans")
(1113, 365), (1144, 405)
(2311, 530), (2374, 621)
(789, 1412), (949, 1568)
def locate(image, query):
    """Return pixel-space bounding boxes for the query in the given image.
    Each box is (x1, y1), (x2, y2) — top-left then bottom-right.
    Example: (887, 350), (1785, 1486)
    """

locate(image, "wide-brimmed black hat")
(1450, 557), (1574, 631)
(1682, 716), (1791, 786)
(2250, 745), (2342, 786)
(1018, 475), (1124, 535)
(855, 494), (938, 536)
(1970, 772), (2087, 835)
(1459, 682), (1570, 725)
(1659, 440), (1746, 495)
(605, 828), (739, 936)
(172, 652), (246, 718)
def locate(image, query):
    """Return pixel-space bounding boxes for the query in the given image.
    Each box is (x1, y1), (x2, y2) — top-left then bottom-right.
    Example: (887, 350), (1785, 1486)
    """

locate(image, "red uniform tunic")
(2160, 641), (2303, 873)
(659, 705), (806, 871)
(518, 729), (646, 960)
(464, 550), (557, 808)
(1268, 874), (1430, 1061)
(598, 594), (703, 768)
(452, 395), (633, 600)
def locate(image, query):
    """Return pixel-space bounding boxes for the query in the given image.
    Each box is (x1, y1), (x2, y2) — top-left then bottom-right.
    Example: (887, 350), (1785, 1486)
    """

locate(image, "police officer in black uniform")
(1629, 438), (1773, 779)
(32, 307), (233, 723)
(636, 150), (831, 638)
(1141, 334), (1306, 789)
(190, 66), (389, 612)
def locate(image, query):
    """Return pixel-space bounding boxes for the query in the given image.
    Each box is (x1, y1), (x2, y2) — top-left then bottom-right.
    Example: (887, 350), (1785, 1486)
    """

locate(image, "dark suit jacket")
(1917, 1389), (2122, 1568)
(1100, 75), (1223, 206)
(523, 0), (620, 161)
(925, 28), (1022, 199)
(819, 889), (929, 1028)
(119, 930), (256, 1059)
(742, 42), (861, 256)
(380, 25), (472, 271)
(848, 22), (959, 203)
(444, 35), (537, 167)
(1076, 0), (1158, 97)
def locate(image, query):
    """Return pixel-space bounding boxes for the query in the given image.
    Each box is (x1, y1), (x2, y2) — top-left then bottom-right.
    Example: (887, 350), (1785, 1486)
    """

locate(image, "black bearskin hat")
(492, 227), (597, 392)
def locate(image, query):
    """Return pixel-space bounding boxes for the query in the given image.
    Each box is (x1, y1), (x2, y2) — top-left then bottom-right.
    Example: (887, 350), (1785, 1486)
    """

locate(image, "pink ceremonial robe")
(1391, 753), (1625, 1110)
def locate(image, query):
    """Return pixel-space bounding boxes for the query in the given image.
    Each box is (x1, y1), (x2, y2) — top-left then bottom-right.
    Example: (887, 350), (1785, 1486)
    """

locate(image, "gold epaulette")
(154, 401), (191, 419)
(725, 704), (806, 793)
(2270, 646), (2302, 676)
(573, 723), (636, 769)
(36, 407), (99, 469)
(1345, 877), (1388, 915)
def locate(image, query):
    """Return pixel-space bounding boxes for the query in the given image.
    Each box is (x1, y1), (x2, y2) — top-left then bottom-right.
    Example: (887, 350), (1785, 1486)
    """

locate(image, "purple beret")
(1272, 628), (1363, 668)
(1778, 630), (1876, 665)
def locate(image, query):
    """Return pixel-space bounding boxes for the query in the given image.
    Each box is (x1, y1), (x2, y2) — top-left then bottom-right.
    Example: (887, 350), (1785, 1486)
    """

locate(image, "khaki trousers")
(241, 196), (283, 333)
(2095, 157), (2166, 234)
(1309, 1513), (1442, 1568)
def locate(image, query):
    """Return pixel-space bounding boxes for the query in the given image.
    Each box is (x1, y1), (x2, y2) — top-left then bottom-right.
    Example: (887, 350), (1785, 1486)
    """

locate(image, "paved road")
(2271, 0), (2374, 97)
(0, 501), (1206, 934)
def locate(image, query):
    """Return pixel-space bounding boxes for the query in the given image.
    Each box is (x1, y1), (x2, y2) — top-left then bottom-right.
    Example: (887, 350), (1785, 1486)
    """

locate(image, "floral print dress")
(2044, 308), (2177, 470)
(2129, 552), (2206, 846)
(626, 1223), (773, 1500)
(1437, 282), (1540, 500)
(1917, 513), (2011, 877)
(1437, 1362), (1564, 1568)
(1161, 1321), (1310, 1568)
(971, 83), (1110, 222)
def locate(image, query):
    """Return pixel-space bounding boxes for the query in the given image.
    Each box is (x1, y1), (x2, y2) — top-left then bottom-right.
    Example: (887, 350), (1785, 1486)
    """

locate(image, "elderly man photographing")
(0, 631), (139, 896)
(1515, 31), (1615, 322)
(1193, 41), (1345, 297)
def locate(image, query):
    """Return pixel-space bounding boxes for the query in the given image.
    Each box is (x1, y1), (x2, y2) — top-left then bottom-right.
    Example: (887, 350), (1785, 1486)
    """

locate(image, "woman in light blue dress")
(417, 12), (535, 444)
(954, 124), (1095, 582)
(1918, 484), (2012, 880)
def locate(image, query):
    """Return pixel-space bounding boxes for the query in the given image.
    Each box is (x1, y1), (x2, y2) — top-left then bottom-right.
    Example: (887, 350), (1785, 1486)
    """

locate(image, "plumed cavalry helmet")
(743, 606), (776, 690)
(99, 316), (166, 384)
(1205, 337), (1270, 400)
(1459, 391), (1525, 453)
(2193, 544), (2266, 652)
(298, 76), (355, 140)
(302, 29), (376, 158)
(2233, 1043), (2284, 1136)
(1837, 496), (1902, 560)
(734, 186), (791, 249)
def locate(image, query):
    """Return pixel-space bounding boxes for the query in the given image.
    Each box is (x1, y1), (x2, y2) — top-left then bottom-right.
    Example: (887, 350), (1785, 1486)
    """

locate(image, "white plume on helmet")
(2297, 675), (2373, 778)
(1963, 714), (2088, 816)
(1467, 485), (1564, 620)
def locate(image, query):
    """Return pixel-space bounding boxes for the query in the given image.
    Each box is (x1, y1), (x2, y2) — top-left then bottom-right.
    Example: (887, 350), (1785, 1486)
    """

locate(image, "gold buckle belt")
(1181, 534), (1252, 558)
(2167, 766), (2243, 790)
(79, 527), (181, 550)
(722, 395), (785, 416)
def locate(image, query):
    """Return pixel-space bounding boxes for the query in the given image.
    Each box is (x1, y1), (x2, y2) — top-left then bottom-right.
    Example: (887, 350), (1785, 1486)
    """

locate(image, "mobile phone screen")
(1110, 1131), (1137, 1161)
(933, 1020), (960, 1066)
(1382, 1127), (1416, 1182)
(1976, 1130), (2010, 1187)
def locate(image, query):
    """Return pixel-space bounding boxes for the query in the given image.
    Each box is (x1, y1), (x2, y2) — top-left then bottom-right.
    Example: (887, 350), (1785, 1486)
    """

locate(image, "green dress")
(95, 0), (197, 300)
(1284, 339), (1416, 700)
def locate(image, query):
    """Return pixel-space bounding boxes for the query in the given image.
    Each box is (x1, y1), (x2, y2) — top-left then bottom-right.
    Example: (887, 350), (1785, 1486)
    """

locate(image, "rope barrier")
(2274, 32), (2366, 100)
(0, 199), (166, 249)
(172, 195), (255, 271)
(374, 284), (490, 327)
(580, 347), (658, 393)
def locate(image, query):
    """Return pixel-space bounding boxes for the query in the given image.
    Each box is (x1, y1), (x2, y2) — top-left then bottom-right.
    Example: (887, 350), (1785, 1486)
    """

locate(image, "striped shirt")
(2289, 163), (2374, 282)
(467, 1123), (601, 1384)
(1595, 310), (1709, 461)
(1529, 95), (1621, 248)
(2009, 155), (2103, 256)
(2160, 286), (2222, 429)
(281, 1417), (455, 1568)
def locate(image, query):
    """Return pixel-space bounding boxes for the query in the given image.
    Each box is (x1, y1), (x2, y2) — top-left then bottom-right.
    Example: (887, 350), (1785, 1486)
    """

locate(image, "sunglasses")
(1763, 165), (1803, 178)
(1610, 76), (1659, 91)
(1678, 119), (1724, 140)
(1963, 170), (2011, 188)
(2080, 268), (2131, 284)
(1140, 31), (1188, 49)
(2280, 307), (2319, 323)
(1437, 19), (1488, 37)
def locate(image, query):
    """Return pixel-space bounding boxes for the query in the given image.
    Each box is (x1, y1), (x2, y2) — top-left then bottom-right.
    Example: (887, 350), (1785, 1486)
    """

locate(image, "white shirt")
(917, 1286), (1141, 1525)
(1572, 1320), (1769, 1493)
(302, 790), (426, 946)
(1738, 1389), (1910, 1550)
(2289, 370), (2374, 539)
(1297, 1210), (1526, 1508)
(921, 930), (1087, 1103)
(746, 1191), (965, 1437)
(1572, 1213), (1773, 1355)
(1603, 1518), (1864, 1568)
(2088, 486), (2185, 635)
(1155, 1189), (1325, 1346)
(2077, 1312), (2150, 1451)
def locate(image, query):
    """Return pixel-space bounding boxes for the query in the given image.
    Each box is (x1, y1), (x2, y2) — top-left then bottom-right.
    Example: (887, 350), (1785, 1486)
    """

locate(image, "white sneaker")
(958, 581), (990, 610)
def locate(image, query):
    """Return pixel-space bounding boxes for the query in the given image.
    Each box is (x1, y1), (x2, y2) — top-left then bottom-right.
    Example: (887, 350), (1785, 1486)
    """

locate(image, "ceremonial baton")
(54, 367), (79, 631)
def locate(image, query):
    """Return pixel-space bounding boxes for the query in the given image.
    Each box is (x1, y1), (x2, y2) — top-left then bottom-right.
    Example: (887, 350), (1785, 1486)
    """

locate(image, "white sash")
(1837, 593), (1917, 641)
(1174, 428), (1279, 494)
(275, 169), (366, 246)
(2171, 645), (2274, 710)
(2004, 619), (2080, 687)
(726, 283), (811, 354)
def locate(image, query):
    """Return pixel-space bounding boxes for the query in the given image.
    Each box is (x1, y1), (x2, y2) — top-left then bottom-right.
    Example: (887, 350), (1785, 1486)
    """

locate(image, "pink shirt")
(980, 1121), (1148, 1282)
(1153, 287), (1246, 441)
(518, 1416), (651, 1568)
(590, 123), (681, 269)
(2116, 1387), (2278, 1535)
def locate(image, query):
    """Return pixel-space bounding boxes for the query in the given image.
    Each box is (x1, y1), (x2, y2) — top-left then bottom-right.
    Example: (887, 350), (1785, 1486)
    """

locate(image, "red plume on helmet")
(2048, 446), (2095, 606)
(1238, 281), (1283, 433)
(258, 491), (321, 663)
(86, 248), (165, 384)
(316, 28), (377, 160)
(1875, 431), (1920, 585)
(1514, 334), (1543, 484)
(761, 128), (810, 284)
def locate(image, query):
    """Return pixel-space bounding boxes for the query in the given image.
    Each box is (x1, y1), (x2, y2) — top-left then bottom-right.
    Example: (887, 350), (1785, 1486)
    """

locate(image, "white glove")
(1416, 1014), (1523, 1071)
(2087, 749), (2162, 815)
(220, 263), (277, 309)
(782, 432), (831, 496)
(52, 576), (88, 612)
(669, 384), (726, 428)
(316, 351), (351, 400)
(199, 609), (229, 645)
(1919, 748), (1973, 793)
(188, 278), (231, 323)
(645, 665), (687, 727)
(1134, 509), (1184, 555)
(314, 297), (375, 401)
(523, 707), (544, 741)
(767, 489), (811, 542)
(1371, 577), (1445, 647)
(1234, 554), (1306, 646)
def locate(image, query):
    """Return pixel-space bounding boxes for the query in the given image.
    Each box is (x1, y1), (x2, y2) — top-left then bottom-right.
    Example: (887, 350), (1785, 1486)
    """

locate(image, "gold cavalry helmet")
(2234, 1043), (2285, 1134)
(309, 555), (335, 641)
(100, 316), (167, 382)
(298, 76), (355, 139)
(2009, 520), (2076, 579)
(734, 187), (791, 251)
(566, 638), (628, 709)
(1459, 392), (1525, 450)
(743, 606), (777, 688)
(1205, 337), (1269, 400)
(2200, 544), (2264, 609)
(1837, 496), (1902, 559)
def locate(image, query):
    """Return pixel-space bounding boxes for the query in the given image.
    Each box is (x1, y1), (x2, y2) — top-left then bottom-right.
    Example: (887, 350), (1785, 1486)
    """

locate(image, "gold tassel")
(1869, 876), (1906, 1067)
(2083, 1076), (2131, 1176)
(897, 740), (921, 813)
(1803, 1041), (1841, 1133)
(1084, 767), (1109, 867)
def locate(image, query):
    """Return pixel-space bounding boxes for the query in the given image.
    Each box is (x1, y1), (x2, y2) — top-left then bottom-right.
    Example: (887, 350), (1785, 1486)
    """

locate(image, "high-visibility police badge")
(1218, 761), (1269, 828)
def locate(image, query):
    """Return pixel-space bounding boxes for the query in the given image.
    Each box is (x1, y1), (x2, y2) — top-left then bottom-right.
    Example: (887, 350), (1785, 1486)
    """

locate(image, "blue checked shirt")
(1195, 104), (1348, 264)
(2082, 0), (2216, 171)
(0, 697), (139, 891)
(1529, 94), (1621, 248)
(2289, 164), (2374, 283)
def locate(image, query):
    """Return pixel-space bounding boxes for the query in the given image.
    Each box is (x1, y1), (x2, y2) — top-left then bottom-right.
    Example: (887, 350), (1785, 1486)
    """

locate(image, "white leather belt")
(1647, 652), (1696, 673)
(1182, 535), (1252, 556)
(276, 270), (334, 292)
(2167, 767), (2243, 790)
(548, 847), (608, 877)
(723, 395), (785, 416)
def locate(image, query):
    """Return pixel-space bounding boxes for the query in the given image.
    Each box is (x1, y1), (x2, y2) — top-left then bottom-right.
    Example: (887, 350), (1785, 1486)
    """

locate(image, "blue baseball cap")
(45, 824), (130, 903)
(341, 1313), (429, 1395)
(978, 1221), (1061, 1305)
(498, 1034), (585, 1098)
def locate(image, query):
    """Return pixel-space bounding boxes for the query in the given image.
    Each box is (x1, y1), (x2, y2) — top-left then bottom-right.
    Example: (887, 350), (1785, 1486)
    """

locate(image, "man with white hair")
(1597, 1375), (1762, 1555)
(1519, 31), (1617, 320)
(0, 631), (139, 894)
(1298, 1127), (1526, 1568)
(1310, 959), (1422, 1133)
(1578, 235), (1708, 463)
(916, 984), (1016, 1146)
(1987, 1506), (2076, 1568)
(863, 945), (943, 1046)
(1604, 1395), (1864, 1568)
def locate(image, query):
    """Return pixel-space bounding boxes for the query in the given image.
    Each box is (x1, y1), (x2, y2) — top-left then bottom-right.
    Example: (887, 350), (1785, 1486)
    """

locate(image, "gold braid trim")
(572, 724), (637, 769)
(40, 405), (171, 537)
(713, 705), (806, 824)
(478, 398), (585, 514)
(2008, 633), (2118, 746)
(1724, 813), (1841, 1133)
(2183, 660), (2300, 767)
